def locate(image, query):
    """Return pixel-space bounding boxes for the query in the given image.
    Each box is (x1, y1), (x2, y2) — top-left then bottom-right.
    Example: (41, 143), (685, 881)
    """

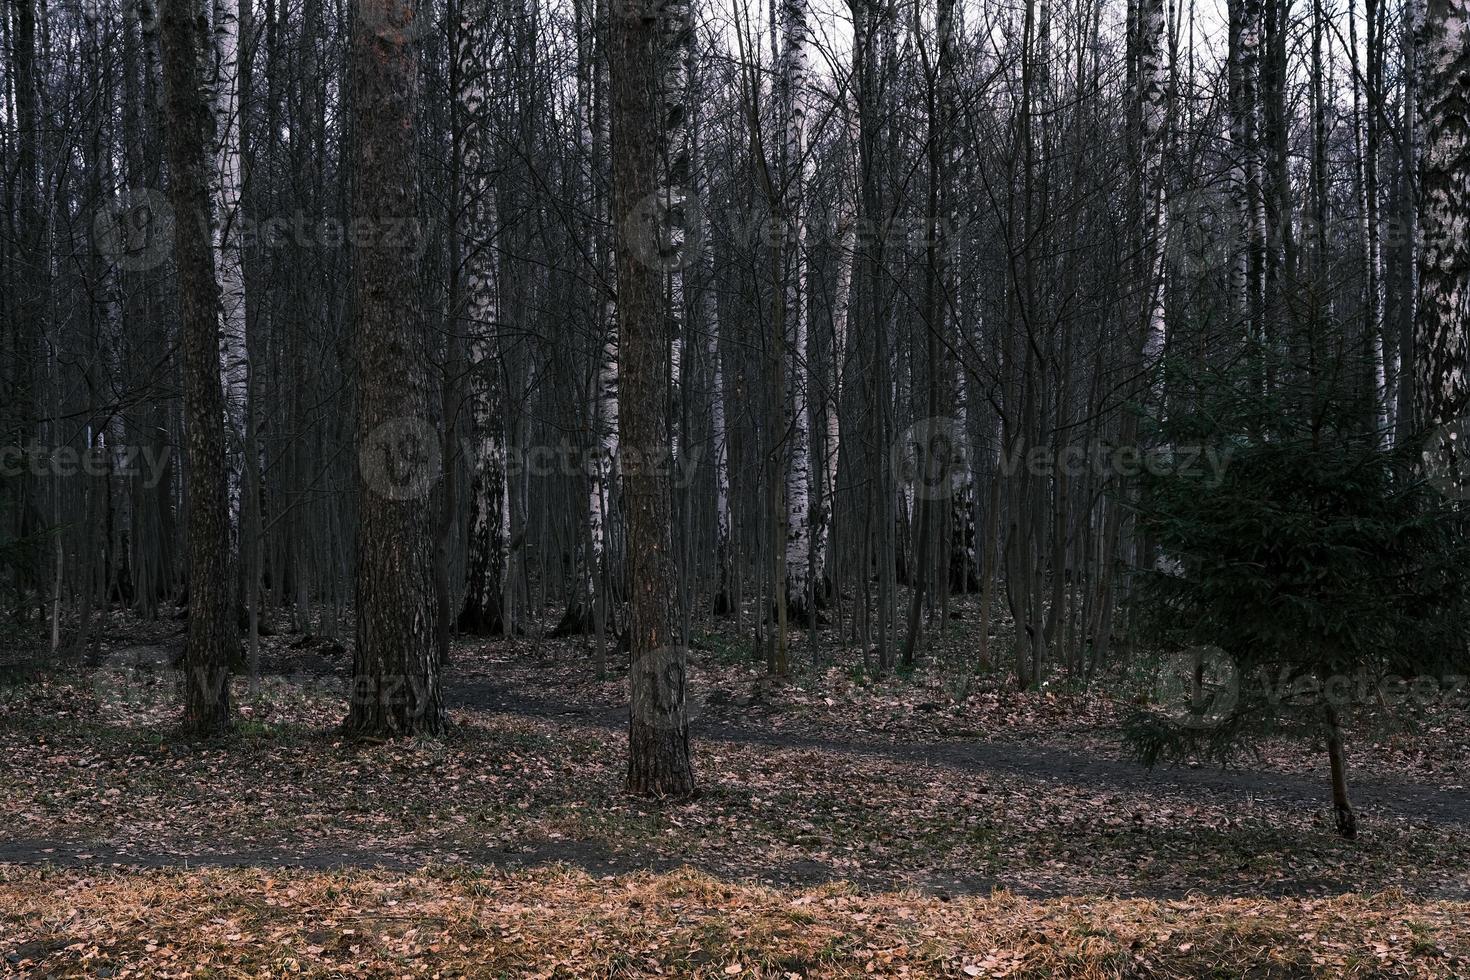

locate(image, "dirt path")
(449, 680), (1470, 827)
(3, 674), (1466, 900)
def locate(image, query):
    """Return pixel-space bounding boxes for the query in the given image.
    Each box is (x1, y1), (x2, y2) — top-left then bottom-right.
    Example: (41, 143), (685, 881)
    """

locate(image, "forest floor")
(2, 600), (1468, 976)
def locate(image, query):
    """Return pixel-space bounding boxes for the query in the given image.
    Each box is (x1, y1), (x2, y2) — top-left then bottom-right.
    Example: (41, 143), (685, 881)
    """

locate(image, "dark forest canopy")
(1, 0), (1468, 815)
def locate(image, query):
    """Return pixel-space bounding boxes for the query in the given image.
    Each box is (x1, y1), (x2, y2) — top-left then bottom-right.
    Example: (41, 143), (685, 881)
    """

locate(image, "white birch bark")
(1413, 0), (1470, 431)
(1138, 0), (1169, 363)
(588, 327), (618, 595)
(582, 0), (619, 631)
(457, 0), (510, 635)
(781, 0), (816, 619)
(208, 0), (247, 514)
(708, 290), (732, 613)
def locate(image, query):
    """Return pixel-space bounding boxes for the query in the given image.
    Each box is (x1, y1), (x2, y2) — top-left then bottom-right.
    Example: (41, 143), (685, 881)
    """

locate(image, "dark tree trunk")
(159, 0), (238, 736)
(1323, 701), (1356, 840)
(611, 0), (694, 797)
(343, 0), (444, 737)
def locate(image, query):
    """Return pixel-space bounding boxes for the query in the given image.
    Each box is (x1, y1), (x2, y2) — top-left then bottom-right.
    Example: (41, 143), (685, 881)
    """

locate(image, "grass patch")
(2, 865), (1466, 977)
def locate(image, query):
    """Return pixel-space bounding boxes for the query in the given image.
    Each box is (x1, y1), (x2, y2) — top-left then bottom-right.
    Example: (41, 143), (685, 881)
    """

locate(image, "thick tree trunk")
(159, 0), (237, 735)
(613, 0), (694, 797)
(1413, 0), (1470, 431)
(343, 0), (444, 737)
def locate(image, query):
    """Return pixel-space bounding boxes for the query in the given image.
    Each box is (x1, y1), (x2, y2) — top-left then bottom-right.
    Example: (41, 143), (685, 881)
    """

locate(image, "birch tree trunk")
(780, 0), (816, 623)
(159, 0), (236, 734)
(209, 0), (248, 517)
(1137, 0), (1169, 363)
(456, 0), (510, 637)
(708, 292), (733, 615)
(701, 129), (734, 616)
(583, 0), (620, 640)
(1414, 0), (1470, 431)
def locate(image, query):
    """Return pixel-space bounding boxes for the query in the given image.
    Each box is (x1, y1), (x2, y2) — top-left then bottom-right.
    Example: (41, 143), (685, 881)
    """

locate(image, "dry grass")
(2, 864), (1466, 977)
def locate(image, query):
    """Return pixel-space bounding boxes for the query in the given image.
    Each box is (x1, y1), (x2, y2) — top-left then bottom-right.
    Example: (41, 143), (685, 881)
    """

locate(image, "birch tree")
(209, 0), (248, 514)
(456, 0), (511, 637)
(1414, 0), (1470, 431)
(1136, 0), (1169, 362)
(780, 0), (817, 623)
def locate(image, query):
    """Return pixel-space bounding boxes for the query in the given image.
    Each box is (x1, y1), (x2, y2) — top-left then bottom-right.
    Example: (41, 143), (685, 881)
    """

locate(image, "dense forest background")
(2, 0), (1470, 970)
(1, 0), (1468, 791)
